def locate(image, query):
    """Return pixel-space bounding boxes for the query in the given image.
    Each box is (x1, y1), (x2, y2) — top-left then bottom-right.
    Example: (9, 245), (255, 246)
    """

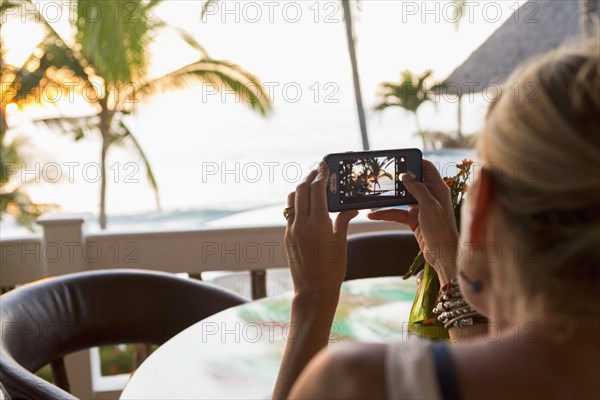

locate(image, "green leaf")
(119, 121), (161, 210)
(402, 251), (425, 279)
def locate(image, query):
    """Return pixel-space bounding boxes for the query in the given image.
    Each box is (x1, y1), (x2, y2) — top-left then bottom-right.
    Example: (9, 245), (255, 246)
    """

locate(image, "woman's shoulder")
(290, 341), (388, 399)
(301, 336), (599, 399)
(311, 338), (450, 400)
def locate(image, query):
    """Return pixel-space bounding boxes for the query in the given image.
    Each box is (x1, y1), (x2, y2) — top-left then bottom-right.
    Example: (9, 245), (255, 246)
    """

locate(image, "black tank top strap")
(430, 343), (460, 400)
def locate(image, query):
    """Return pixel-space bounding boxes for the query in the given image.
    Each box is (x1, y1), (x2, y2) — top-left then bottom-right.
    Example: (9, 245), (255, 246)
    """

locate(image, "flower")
(443, 160), (473, 208)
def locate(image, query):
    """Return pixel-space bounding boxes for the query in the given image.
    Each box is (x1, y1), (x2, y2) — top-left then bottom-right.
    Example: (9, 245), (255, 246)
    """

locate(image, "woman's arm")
(272, 290), (339, 399)
(272, 161), (358, 399)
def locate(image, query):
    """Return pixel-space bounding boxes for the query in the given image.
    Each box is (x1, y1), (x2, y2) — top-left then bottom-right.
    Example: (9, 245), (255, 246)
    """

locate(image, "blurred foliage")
(417, 130), (478, 150)
(35, 344), (159, 385)
(0, 132), (51, 230)
(374, 70), (448, 150)
(36, 364), (53, 383)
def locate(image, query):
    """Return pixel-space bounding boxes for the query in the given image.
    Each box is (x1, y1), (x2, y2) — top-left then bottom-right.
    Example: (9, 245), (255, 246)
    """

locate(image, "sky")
(2, 0), (526, 221)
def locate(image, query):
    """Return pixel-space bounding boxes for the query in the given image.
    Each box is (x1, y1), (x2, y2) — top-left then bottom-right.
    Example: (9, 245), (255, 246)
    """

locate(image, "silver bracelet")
(433, 278), (486, 329)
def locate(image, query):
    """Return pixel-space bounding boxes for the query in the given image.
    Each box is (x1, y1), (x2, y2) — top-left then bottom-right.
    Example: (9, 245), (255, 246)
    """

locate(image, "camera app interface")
(337, 156), (408, 205)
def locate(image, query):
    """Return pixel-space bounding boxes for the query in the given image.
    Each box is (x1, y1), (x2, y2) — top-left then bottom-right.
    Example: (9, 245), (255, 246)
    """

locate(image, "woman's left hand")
(284, 161), (359, 295)
(274, 161), (358, 400)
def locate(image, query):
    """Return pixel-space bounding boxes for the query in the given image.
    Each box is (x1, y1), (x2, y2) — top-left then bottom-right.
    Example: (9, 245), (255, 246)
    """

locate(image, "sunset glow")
(5, 103), (19, 115)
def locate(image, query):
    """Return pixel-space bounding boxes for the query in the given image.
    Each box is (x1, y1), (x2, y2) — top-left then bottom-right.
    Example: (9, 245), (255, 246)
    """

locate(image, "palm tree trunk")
(413, 113), (427, 150)
(0, 107), (7, 139)
(341, 0), (370, 150)
(99, 104), (110, 230)
(456, 94), (464, 142)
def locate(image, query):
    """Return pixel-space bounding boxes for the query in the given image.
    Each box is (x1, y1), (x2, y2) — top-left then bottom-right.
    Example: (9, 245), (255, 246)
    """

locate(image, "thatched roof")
(443, 0), (582, 95)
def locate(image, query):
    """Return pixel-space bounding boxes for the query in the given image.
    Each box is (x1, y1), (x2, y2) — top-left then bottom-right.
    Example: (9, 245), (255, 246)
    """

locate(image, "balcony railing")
(0, 214), (404, 398)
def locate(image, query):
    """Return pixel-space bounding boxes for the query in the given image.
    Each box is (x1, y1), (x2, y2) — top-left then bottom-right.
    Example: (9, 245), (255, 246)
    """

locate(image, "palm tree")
(341, 0), (370, 150)
(2, 0), (271, 229)
(361, 157), (393, 194)
(374, 70), (445, 149)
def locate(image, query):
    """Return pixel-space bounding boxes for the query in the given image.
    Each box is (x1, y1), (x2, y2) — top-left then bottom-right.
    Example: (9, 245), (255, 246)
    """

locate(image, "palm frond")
(139, 58), (272, 116)
(0, 136), (27, 185)
(374, 70), (438, 115)
(75, 0), (157, 83)
(145, 0), (163, 12)
(0, 187), (50, 230)
(0, 0), (20, 15)
(117, 120), (161, 210)
(2, 32), (92, 106)
(416, 70), (433, 92)
(34, 114), (100, 140)
(167, 25), (209, 56)
(0, 129), (50, 230)
(201, 0), (220, 19)
(374, 102), (398, 111)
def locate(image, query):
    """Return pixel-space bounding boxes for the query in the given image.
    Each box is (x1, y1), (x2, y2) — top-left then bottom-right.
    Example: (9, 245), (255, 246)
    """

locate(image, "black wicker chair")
(0, 269), (246, 400)
(345, 231), (420, 280)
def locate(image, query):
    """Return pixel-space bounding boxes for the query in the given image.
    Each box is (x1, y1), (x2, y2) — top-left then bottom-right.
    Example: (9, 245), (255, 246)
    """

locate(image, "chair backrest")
(0, 380), (10, 400)
(345, 231), (420, 280)
(0, 269), (247, 400)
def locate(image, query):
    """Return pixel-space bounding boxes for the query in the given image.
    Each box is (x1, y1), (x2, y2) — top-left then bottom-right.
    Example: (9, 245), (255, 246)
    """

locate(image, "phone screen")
(324, 148), (422, 212)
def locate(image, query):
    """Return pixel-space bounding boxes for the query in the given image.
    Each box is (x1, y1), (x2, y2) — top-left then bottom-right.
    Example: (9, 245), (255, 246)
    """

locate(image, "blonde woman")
(273, 41), (600, 400)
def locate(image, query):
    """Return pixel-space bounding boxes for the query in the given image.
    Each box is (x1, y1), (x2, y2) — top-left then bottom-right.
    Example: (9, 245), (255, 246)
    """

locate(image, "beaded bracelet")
(432, 278), (487, 329)
(444, 313), (488, 330)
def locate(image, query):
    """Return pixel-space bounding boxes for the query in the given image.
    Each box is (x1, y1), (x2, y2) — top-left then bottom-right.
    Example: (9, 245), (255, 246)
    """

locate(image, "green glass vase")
(406, 262), (448, 340)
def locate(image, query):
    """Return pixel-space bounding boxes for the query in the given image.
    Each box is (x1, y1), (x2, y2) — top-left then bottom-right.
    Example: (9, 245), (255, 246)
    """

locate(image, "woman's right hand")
(367, 160), (459, 285)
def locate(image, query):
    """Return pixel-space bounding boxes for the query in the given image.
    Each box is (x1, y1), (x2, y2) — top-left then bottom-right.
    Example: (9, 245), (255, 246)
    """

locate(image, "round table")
(121, 277), (417, 399)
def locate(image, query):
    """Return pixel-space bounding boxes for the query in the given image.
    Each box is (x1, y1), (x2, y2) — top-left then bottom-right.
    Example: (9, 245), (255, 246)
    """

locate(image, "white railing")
(0, 214), (403, 399)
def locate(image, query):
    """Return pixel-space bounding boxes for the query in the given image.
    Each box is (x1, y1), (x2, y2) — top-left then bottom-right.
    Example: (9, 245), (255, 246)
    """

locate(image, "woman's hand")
(285, 161), (358, 295)
(367, 160), (459, 285)
(274, 161), (358, 400)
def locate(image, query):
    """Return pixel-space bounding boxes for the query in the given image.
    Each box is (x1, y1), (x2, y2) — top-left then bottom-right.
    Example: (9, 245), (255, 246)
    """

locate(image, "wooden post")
(37, 214), (86, 277)
(251, 270), (267, 300)
(37, 214), (94, 399)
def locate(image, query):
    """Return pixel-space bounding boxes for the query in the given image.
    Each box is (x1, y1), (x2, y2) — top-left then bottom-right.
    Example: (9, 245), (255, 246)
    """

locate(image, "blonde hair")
(478, 40), (600, 334)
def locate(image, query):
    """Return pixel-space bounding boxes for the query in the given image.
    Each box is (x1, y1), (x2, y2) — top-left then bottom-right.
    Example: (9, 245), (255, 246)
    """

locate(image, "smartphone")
(324, 148), (422, 212)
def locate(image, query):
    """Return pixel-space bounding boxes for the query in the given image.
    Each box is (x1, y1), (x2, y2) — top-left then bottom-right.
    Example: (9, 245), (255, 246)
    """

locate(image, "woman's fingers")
(309, 161), (329, 218)
(368, 207), (420, 231)
(422, 160), (453, 213)
(286, 192), (296, 227)
(333, 210), (359, 238)
(367, 209), (409, 224)
(295, 169), (318, 217)
(401, 171), (436, 205)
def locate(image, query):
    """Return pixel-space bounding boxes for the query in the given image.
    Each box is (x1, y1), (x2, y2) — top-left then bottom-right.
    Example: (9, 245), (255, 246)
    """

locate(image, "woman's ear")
(469, 168), (494, 250)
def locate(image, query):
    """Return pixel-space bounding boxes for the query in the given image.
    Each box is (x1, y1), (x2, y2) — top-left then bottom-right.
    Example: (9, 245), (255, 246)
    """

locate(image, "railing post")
(37, 214), (86, 277)
(37, 214), (93, 399)
(251, 270), (267, 299)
